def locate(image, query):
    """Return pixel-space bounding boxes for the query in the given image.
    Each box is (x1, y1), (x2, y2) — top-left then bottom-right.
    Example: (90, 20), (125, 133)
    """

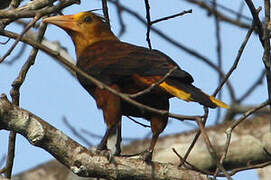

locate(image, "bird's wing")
(77, 40), (228, 109)
(77, 40), (194, 84)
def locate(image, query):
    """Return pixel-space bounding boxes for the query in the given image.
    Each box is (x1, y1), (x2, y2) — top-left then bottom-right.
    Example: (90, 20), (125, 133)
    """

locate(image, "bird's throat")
(71, 31), (119, 58)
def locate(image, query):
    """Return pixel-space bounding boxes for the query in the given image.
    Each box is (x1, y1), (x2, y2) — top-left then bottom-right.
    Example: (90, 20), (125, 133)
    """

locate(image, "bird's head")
(43, 11), (118, 57)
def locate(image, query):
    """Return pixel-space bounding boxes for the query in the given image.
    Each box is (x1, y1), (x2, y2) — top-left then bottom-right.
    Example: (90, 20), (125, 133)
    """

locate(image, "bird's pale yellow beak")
(43, 15), (79, 32)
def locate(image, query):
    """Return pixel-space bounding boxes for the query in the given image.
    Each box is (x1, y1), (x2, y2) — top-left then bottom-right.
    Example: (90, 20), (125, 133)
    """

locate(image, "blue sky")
(0, 0), (267, 179)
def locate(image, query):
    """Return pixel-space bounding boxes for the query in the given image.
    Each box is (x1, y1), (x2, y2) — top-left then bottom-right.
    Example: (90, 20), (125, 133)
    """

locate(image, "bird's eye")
(83, 16), (92, 23)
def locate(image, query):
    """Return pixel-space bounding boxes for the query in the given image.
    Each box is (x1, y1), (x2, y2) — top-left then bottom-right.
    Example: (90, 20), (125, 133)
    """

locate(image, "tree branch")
(0, 94), (206, 180)
(11, 112), (271, 179)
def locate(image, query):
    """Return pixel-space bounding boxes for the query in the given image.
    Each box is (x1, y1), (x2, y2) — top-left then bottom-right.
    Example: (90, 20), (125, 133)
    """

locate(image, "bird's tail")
(159, 80), (229, 109)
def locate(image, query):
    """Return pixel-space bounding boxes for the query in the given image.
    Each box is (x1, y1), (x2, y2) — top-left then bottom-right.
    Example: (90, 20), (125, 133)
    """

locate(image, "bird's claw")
(139, 150), (153, 163)
(96, 148), (114, 162)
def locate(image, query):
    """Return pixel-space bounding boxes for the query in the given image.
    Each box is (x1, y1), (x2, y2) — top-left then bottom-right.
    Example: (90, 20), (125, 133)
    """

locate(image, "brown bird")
(43, 11), (228, 161)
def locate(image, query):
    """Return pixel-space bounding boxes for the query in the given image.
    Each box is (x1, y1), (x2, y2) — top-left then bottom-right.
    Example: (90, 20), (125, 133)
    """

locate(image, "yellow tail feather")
(160, 82), (193, 101)
(209, 96), (229, 109)
(159, 82), (229, 109)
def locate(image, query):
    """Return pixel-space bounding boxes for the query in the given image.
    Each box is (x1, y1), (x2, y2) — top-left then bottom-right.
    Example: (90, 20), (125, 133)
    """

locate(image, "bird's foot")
(96, 148), (114, 162)
(139, 150), (153, 163)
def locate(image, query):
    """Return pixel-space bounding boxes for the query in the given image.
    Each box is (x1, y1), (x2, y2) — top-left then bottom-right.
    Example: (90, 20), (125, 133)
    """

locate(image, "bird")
(43, 11), (229, 162)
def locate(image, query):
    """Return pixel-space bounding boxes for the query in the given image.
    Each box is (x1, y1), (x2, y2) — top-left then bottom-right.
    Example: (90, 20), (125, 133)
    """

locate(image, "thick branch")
(12, 112), (271, 179)
(0, 94), (206, 180)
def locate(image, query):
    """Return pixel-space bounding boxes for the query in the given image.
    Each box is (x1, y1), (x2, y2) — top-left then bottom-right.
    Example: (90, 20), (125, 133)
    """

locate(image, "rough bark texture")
(0, 94), (206, 180)
(12, 114), (271, 180)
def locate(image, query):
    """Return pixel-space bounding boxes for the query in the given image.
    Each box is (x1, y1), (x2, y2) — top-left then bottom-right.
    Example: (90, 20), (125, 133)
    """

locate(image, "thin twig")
(81, 129), (136, 142)
(126, 116), (150, 128)
(3, 44), (27, 65)
(129, 66), (177, 98)
(81, 129), (103, 139)
(227, 161), (271, 176)
(213, 22), (255, 97)
(144, 0), (152, 49)
(151, 9), (192, 24)
(195, 112), (232, 180)
(10, 21), (47, 105)
(179, 107), (209, 167)
(244, 0), (264, 45)
(3, 132), (16, 178)
(0, 155), (5, 168)
(206, 0), (251, 22)
(231, 100), (269, 132)
(236, 2), (245, 21)
(102, 0), (110, 27)
(221, 100), (270, 171)
(184, 0), (251, 29)
(174, 146), (271, 177)
(0, 14), (41, 63)
(213, 0), (223, 125)
(0, 37), (10, 44)
(115, 0), (126, 37)
(62, 116), (92, 147)
(4, 20), (47, 178)
(172, 148), (213, 175)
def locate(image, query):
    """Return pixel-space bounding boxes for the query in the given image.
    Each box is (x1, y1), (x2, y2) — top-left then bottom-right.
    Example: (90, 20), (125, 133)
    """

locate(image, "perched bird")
(43, 11), (229, 161)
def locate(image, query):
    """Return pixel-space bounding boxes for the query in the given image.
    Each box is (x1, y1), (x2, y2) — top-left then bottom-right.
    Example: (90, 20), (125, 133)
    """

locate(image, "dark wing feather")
(77, 40), (193, 86)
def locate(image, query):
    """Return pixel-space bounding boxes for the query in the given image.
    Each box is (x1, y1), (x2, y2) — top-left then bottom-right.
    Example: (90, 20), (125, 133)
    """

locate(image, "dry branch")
(0, 94), (206, 180)
(10, 112), (271, 179)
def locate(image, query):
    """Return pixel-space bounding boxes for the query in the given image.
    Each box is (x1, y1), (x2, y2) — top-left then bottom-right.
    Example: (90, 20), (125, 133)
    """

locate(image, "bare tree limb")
(10, 113), (271, 179)
(0, 14), (41, 63)
(144, 0), (152, 49)
(151, 9), (192, 25)
(0, 94), (206, 180)
(213, 21), (255, 97)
